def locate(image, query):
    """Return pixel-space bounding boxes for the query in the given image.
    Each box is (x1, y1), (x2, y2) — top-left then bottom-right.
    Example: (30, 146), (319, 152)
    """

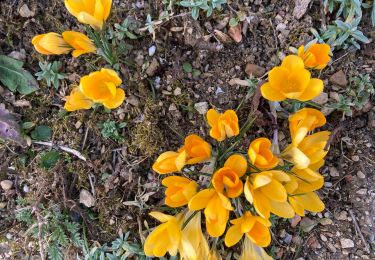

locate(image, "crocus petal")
(260, 180), (287, 202)
(260, 82), (286, 101)
(188, 189), (215, 210)
(269, 200), (295, 218)
(281, 55), (305, 71)
(102, 88), (125, 109)
(149, 211), (173, 222)
(77, 12), (103, 30)
(225, 224), (243, 247)
(206, 109), (220, 127)
(224, 154), (247, 177)
(298, 78), (324, 101)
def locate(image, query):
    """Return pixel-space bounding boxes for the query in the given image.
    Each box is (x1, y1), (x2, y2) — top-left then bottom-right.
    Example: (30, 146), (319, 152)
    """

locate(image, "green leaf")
(31, 125), (52, 141)
(0, 55), (38, 95)
(229, 17), (239, 27)
(192, 69), (201, 77)
(182, 62), (193, 73)
(40, 150), (60, 169)
(22, 122), (35, 130)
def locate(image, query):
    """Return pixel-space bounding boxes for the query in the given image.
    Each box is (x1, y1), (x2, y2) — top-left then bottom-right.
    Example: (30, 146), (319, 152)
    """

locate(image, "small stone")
(245, 63), (266, 78)
(194, 102), (208, 115)
(330, 70), (348, 86)
(19, 4), (35, 17)
(276, 23), (287, 32)
(79, 189), (95, 207)
(321, 106), (335, 116)
(75, 121), (82, 129)
(173, 87), (182, 96)
(312, 92), (328, 105)
(356, 188), (367, 195)
(127, 95), (140, 107)
(329, 167), (340, 177)
(335, 211), (348, 221)
(1, 180), (13, 191)
(320, 234), (327, 242)
(300, 217), (316, 232)
(327, 242), (337, 253)
(293, 0), (312, 19)
(320, 218), (333, 225)
(340, 238), (354, 248)
(329, 91), (340, 102)
(356, 171), (366, 179)
(146, 58), (159, 76)
(291, 214), (301, 228)
(168, 103), (178, 111)
(351, 155), (360, 161)
(0, 202), (6, 209)
(148, 45), (156, 56)
(8, 50), (26, 61)
(23, 185), (29, 193)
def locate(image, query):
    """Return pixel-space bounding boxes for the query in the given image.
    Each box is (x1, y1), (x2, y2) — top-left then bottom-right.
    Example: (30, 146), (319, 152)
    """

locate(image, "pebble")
(335, 211), (348, 221)
(127, 95), (140, 107)
(168, 103), (178, 111)
(173, 87), (182, 96)
(148, 45), (156, 56)
(19, 4), (35, 17)
(79, 189), (95, 207)
(320, 234), (328, 242)
(329, 166), (340, 177)
(320, 218), (333, 225)
(8, 50), (26, 61)
(75, 121), (82, 129)
(194, 102), (208, 115)
(356, 188), (367, 195)
(351, 155), (360, 161)
(327, 242), (337, 253)
(23, 185), (29, 193)
(245, 63), (266, 78)
(340, 238), (354, 248)
(312, 92), (328, 105)
(329, 70), (348, 86)
(0, 180), (13, 191)
(145, 58), (159, 76)
(356, 171), (366, 179)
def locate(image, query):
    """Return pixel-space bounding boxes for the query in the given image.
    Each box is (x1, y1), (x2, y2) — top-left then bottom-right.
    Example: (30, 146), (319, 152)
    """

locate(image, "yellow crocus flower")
(298, 43), (331, 70)
(189, 188), (233, 237)
(32, 33), (71, 55)
(180, 134), (212, 164)
(61, 31), (96, 57)
(79, 68), (125, 109)
(162, 176), (198, 207)
(64, 0), (112, 30)
(244, 170), (295, 219)
(225, 211), (271, 248)
(289, 108), (326, 146)
(261, 55), (324, 102)
(206, 109), (239, 141)
(248, 138), (279, 170)
(212, 154), (247, 198)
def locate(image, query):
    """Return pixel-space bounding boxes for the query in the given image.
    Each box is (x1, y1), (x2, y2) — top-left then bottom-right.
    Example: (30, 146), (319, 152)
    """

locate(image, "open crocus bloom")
(248, 138), (279, 170)
(260, 55), (324, 102)
(32, 33), (72, 55)
(162, 176), (198, 207)
(282, 131), (330, 169)
(79, 68), (125, 109)
(289, 108), (326, 146)
(225, 211), (271, 248)
(212, 154), (247, 198)
(206, 109), (239, 141)
(64, 0), (112, 30)
(298, 43), (331, 69)
(180, 134), (211, 164)
(144, 212), (182, 257)
(244, 170), (295, 219)
(152, 150), (187, 174)
(189, 188), (233, 237)
(239, 236), (273, 260)
(64, 87), (93, 111)
(61, 31), (96, 57)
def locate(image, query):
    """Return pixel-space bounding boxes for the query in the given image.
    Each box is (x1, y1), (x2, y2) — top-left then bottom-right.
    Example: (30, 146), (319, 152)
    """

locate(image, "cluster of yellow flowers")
(145, 43), (331, 259)
(31, 0), (125, 111)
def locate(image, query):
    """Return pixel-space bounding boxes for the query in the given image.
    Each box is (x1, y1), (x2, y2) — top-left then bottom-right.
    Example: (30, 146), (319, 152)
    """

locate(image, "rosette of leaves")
(35, 61), (66, 89)
(179, 0), (227, 20)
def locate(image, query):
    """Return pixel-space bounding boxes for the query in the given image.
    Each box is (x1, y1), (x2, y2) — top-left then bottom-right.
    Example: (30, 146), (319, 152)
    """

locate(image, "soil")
(0, 0), (374, 259)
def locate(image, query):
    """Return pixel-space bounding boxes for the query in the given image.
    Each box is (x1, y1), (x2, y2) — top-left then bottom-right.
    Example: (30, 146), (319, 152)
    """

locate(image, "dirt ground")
(0, 0), (374, 259)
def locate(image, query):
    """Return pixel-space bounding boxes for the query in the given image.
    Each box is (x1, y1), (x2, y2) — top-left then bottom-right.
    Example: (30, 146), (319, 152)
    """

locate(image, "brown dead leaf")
(228, 24), (242, 43)
(213, 29), (232, 43)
